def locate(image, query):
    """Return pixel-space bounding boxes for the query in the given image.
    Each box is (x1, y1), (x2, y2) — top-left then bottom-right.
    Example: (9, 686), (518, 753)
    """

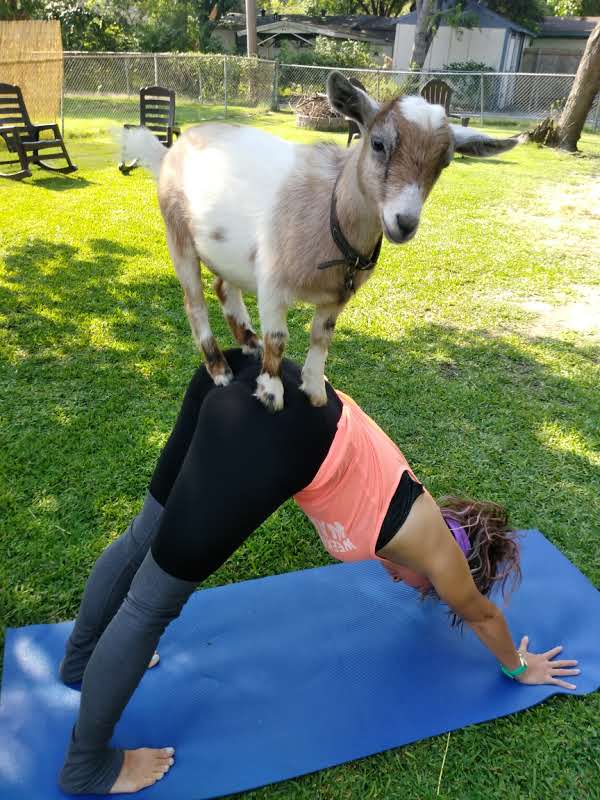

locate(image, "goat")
(123, 71), (518, 411)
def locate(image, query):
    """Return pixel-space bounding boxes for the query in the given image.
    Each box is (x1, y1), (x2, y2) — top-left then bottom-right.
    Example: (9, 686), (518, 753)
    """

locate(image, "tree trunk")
(410, 0), (437, 70)
(359, 0), (406, 17)
(557, 22), (600, 151)
(245, 0), (257, 57)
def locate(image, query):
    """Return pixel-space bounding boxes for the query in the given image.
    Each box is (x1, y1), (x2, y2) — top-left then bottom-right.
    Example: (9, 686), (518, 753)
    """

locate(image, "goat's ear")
(450, 124), (519, 158)
(327, 71), (379, 130)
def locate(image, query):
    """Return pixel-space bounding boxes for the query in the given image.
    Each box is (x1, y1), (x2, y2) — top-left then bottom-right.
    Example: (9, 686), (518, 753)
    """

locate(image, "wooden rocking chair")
(0, 83), (77, 180)
(119, 85), (181, 174)
(420, 79), (470, 127)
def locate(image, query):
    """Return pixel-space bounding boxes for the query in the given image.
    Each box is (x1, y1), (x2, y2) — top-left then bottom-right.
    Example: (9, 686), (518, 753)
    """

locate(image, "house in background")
(213, 12), (397, 64)
(214, 6), (597, 79)
(392, 1), (534, 71)
(521, 16), (600, 73)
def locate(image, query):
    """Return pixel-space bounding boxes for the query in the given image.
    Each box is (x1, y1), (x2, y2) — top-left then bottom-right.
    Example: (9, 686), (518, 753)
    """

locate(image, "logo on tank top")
(311, 518), (357, 554)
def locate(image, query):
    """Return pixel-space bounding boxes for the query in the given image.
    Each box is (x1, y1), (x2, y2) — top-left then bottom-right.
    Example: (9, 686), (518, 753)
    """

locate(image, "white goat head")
(327, 71), (516, 245)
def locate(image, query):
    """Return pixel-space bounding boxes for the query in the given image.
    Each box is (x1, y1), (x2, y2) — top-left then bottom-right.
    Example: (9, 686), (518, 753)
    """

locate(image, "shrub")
(441, 61), (494, 111)
(278, 36), (375, 69)
(443, 60), (494, 73)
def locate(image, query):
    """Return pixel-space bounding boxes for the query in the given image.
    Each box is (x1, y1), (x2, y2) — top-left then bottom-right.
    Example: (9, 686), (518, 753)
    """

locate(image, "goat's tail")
(121, 127), (168, 177)
(450, 124), (520, 158)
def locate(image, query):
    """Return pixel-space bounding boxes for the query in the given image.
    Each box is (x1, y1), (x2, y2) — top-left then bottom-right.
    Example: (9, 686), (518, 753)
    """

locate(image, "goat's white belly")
(182, 127), (297, 295)
(194, 212), (259, 294)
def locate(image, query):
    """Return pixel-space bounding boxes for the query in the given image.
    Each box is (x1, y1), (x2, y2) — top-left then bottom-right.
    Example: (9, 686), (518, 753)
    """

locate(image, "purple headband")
(442, 511), (471, 557)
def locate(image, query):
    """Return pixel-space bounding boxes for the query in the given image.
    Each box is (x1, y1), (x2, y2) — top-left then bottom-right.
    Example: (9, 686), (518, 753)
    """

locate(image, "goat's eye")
(371, 137), (385, 153)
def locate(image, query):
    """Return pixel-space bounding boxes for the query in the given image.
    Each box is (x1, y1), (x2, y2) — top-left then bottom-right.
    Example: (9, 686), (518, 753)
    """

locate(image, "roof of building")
(538, 16), (600, 38)
(230, 13), (399, 44)
(395, 1), (535, 36)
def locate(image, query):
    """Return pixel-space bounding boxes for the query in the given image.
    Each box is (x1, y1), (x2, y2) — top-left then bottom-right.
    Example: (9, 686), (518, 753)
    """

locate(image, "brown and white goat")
(123, 71), (517, 410)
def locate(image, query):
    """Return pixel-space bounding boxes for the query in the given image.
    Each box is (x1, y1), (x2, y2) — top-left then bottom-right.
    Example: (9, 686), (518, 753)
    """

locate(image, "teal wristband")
(501, 651), (528, 679)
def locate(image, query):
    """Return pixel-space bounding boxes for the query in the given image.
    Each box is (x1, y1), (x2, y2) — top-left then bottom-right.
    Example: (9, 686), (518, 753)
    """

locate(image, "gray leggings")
(58, 495), (196, 794)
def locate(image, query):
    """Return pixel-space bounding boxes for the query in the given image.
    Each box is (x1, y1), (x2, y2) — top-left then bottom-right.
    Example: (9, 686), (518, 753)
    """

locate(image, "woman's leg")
(59, 493), (163, 684)
(149, 348), (252, 505)
(59, 367), (339, 795)
(59, 550), (195, 794)
(59, 358), (243, 685)
(60, 370), (336, 795)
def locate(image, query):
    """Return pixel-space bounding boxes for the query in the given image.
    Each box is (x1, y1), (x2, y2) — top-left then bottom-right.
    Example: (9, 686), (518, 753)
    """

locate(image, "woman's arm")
(392, 496), (523, 668)
(380, 493), (579, 688)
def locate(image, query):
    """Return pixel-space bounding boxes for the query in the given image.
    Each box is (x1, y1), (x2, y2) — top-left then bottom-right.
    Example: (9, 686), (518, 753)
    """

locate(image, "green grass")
(61, 95), (267, 141)
(1, 111), (600, 799)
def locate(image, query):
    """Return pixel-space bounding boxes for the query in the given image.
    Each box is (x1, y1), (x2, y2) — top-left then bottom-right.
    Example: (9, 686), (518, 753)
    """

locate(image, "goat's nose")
(395, 214), (419, 240)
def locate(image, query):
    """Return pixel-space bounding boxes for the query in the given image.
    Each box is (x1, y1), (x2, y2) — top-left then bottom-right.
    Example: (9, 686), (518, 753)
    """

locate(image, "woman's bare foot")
(109, 747), (175, 794)
(148, 652), (159, 669)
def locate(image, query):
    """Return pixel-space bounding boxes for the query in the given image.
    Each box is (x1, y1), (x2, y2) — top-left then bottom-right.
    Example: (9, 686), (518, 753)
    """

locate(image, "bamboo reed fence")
(0, 20), (63, 122)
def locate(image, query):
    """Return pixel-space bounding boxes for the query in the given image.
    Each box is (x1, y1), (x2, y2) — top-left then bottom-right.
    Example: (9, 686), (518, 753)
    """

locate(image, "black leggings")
(58, 350), (421, 795)
(149, 350), (342, 582)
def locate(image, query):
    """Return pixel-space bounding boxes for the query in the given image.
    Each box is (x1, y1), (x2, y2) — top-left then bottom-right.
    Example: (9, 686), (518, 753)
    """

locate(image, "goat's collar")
(318, 180), (382, 293)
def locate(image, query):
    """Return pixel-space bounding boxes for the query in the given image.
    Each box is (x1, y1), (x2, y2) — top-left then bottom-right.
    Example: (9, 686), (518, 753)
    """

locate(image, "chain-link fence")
(276, 63), (600, 129)
(63, 52), (276, 131)
(61, 53), (600, 133)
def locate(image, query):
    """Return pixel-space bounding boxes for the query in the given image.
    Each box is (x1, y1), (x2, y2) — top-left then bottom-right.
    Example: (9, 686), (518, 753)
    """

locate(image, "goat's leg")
(301, 304), (343, 407)
(167, 231), (232, 386)
(213, 277), (261, 356)
(255, 286), (288, 412)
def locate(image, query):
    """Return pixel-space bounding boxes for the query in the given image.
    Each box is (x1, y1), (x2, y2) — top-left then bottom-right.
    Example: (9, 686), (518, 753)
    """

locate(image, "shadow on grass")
(27, 174), (95, 191)
(454, 156), (517, 166)
(1, 234), (599, 637)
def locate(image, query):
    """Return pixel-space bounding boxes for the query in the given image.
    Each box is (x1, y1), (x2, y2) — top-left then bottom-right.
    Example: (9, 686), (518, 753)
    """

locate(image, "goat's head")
(327, 71), (518, 244)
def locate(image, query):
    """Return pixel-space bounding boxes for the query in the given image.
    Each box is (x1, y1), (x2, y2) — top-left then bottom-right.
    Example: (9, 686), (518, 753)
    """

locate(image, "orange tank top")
(293, 391), (418, 568)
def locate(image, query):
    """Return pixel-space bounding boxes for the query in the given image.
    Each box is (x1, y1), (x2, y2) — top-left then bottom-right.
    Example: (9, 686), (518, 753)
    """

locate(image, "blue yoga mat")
(1, 529), (599, 799)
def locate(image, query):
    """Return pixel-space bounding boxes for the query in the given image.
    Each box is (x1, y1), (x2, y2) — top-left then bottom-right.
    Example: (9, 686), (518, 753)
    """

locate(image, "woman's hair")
(434, 496), (522, 627)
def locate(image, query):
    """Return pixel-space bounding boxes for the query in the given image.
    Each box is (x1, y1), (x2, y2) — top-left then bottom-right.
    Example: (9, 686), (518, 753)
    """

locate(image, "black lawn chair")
(119, 85), (181, 174)
(0, 83), (77, 181)
(420, 79), (470, 127)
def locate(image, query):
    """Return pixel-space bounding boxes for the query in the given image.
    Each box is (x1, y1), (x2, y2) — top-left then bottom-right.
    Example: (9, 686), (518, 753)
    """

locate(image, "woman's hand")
(515, 636), (580, 690)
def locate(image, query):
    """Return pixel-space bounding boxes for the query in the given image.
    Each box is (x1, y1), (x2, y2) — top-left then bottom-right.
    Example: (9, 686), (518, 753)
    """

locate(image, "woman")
(58, 349), (579, 795)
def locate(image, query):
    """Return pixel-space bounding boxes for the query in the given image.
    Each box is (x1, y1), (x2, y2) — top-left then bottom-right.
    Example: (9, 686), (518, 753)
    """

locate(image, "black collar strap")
(318, 183), (383, 293)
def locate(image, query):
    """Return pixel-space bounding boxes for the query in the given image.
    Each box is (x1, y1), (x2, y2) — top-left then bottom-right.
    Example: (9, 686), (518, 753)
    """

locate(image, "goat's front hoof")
(206, 360), (234, 387)
(300, 378), (328, 407)
(254, 373), (284, 412)
(242, 337), (263, 358)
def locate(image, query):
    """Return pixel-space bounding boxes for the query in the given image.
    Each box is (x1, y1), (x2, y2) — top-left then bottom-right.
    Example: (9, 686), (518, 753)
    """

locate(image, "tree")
(545, 0), (600, 15)
(0, 0), (43, 18)
(528, 21), (600, 151)
(278, 35), (374, 66)
(304, 0), (411, 18)
(137, 0), (200, 52)
(43, 0), (138, 50)
(137, 0), (237, 52)
(189, 0), (232, 51)
(485, 0), (545, 32)
(410, 1), (477, 70)
(554, 20), (600, 150)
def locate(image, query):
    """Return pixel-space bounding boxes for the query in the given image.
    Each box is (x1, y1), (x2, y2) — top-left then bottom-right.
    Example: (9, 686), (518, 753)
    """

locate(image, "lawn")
(1, 110), (599, 799)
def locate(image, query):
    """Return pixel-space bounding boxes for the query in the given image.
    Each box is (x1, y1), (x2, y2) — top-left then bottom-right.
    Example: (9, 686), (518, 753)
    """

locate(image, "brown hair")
(435, 497), (522, 626)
